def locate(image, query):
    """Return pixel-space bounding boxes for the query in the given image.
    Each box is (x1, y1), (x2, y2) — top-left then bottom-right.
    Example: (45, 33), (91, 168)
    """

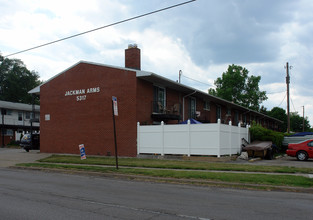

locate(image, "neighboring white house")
(0, 100), (40, 145)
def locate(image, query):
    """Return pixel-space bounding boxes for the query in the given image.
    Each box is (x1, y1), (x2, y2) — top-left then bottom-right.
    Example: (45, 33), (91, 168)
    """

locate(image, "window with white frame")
(18, 112), (23, 121)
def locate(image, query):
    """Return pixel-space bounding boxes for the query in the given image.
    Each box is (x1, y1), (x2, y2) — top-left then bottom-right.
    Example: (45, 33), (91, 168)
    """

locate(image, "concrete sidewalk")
(0, 148), (51, 167)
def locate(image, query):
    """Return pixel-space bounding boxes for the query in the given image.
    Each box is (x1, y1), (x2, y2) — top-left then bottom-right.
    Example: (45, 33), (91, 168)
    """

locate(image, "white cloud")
(1, 0), (313, 126)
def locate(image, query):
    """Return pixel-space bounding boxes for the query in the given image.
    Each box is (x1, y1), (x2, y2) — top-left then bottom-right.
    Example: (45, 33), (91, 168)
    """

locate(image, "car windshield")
(22, 134), (31, 140)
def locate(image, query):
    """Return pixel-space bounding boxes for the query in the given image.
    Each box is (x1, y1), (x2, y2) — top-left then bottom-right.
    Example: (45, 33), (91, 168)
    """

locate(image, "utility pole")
(302, 106), (305, 132)
(1, 109), (4, 147)
(286, 62), (291, 133)
(179, 70), (182, 83)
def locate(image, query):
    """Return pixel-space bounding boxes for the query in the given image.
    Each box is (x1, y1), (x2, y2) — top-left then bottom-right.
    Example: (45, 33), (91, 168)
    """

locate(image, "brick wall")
(40, 62), (137, 156)
(125, 47), (141, 70)
(136, 79), (154, 125)
(136, 80), (184, 125)
(136, 80), (219, 125)
(39, 61), (280, 157)
(0, 135), (14, 145)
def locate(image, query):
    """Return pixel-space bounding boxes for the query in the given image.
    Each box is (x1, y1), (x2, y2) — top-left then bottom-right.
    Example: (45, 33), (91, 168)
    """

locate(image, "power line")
(290, 96), (297, 113)
(277, 93), (286, 107)
(266, 90), (285, 95)
(4, 0), (196, 57)
(181, 74), (213, 87)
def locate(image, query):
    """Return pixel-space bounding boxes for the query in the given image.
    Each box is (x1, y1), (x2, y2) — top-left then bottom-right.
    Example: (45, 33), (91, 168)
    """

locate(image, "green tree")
(208, 64), (267, 111)
(259, 105), (268, 115)
(268, 107), (287, 132)
(290, 112), (310, 132)
(0, 54), (41, 104)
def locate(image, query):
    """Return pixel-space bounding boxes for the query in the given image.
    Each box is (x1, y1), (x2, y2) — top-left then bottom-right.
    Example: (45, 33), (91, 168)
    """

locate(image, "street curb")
(12, 165), (313, 194)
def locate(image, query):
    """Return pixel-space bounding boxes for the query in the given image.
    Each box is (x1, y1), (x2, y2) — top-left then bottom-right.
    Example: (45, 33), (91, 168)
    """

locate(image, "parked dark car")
(20, 133), (40, 152)
(286, 139), (313, 161)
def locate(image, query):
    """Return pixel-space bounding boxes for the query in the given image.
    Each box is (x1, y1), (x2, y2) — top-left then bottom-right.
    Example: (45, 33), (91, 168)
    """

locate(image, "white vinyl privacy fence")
(137, 119), (250, 157)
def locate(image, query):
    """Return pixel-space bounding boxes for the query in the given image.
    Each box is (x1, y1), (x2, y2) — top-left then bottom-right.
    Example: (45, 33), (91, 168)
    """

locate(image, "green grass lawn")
(15, 154), (313, 189)
(38, 155), (313, 174)
(18, 162), (313, 188)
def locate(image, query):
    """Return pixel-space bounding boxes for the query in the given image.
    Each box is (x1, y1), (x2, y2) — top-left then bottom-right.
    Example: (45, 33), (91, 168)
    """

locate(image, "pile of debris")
(238, 139), (278, 160)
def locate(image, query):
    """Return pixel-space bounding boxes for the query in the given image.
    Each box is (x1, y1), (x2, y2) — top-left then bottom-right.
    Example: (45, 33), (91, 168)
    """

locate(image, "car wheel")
(296, 151), (308, 161)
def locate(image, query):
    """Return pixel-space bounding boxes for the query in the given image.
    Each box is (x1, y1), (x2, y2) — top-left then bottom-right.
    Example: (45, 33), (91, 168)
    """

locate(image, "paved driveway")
(232, 155), (313, 168)
(257, 156), (313, 168)
(0, 148), (51, 167)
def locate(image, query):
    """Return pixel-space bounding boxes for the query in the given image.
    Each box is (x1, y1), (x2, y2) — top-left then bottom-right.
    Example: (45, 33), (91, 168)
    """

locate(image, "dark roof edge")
(0, 100), (40, 112)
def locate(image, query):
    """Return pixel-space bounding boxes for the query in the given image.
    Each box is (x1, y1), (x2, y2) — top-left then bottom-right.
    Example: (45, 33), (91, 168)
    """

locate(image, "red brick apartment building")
(29, 45), (281, 156)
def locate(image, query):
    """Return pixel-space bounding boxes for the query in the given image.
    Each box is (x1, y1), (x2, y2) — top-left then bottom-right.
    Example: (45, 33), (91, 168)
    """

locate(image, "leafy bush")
(249, 123), (284, 150)
(8, 140), (20, 146)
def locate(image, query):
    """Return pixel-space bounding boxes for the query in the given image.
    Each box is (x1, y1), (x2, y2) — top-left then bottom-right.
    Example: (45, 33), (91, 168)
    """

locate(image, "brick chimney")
(125, 44), (141, 70)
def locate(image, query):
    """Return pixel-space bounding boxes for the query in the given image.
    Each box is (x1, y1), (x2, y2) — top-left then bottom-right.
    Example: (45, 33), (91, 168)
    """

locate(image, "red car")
(286, 139), (313, 161)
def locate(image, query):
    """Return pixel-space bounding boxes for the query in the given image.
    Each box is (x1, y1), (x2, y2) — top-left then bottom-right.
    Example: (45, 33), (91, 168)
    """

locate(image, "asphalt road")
(0, 168), (312, 220)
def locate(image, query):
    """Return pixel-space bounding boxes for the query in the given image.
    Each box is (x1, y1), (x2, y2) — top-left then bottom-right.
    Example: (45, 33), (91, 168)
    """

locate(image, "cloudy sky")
(1, 0), (312, 126)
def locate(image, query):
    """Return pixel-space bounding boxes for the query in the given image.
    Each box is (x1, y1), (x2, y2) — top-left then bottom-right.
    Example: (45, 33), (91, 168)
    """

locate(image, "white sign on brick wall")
(45, 114), (50, 121)
(112, 96), (118, 116)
